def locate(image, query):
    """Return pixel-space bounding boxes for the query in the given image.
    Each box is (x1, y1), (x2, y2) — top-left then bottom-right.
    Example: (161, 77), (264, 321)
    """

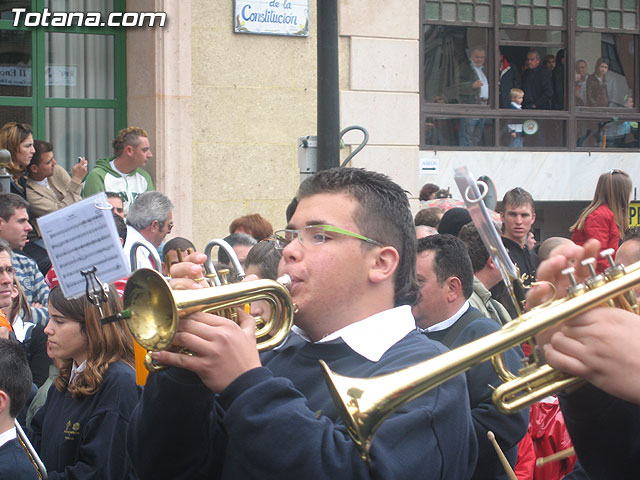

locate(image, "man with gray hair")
(123, 191), (174, 271)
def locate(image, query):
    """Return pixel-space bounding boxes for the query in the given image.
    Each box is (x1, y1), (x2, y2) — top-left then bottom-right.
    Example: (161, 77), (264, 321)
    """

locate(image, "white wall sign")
(234, 0), (309, 37)
(420, 158), (439, 175)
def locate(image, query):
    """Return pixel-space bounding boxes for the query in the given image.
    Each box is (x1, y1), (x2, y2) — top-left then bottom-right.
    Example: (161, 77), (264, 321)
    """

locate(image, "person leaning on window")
(0, 122), (35, 199)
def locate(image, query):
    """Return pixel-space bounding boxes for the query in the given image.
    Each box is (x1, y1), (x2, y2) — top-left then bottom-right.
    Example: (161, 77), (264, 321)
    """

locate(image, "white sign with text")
(234, 0), (309, 36)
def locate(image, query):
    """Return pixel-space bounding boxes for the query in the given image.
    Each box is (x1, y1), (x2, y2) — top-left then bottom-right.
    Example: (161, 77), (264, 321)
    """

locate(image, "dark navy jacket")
(128, 330), (478, 480)
(424, 307), (528, 480)
(31, 361), (139, 480)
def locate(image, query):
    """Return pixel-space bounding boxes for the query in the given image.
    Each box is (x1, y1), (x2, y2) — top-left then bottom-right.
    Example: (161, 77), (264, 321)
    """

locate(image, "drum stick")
(487, 431), (517, 480)
(536, 447), (576, 467)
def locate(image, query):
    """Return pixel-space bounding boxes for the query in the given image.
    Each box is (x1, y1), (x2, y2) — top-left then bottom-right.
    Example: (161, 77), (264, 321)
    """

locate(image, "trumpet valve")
(600, 248), (616, 269)
(581, 258), (606, 290)
(562, 267), (588, 298)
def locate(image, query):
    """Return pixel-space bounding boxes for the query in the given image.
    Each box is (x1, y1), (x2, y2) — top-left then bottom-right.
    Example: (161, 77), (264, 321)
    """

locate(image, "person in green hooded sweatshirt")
(82, 126), (154, 214)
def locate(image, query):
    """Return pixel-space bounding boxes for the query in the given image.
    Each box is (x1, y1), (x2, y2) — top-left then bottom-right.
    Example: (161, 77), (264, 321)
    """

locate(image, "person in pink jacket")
(570, 169), (632, 273)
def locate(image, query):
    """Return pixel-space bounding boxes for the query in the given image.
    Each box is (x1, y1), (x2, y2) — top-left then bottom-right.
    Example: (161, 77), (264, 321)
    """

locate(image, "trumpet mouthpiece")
(277, 274), (292, 290)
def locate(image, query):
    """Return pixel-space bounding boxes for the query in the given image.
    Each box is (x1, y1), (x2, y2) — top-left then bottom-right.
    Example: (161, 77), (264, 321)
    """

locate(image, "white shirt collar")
(70, 359), (87, 383)
(291, 305), (415, 362)
(0, 426), (17, 448)
(418, 300), (470, 333)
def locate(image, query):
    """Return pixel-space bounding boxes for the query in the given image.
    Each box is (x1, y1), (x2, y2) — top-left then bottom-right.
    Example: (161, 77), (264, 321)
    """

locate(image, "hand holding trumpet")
(149, 251), (262, 393)
(531, 238), (640, 404)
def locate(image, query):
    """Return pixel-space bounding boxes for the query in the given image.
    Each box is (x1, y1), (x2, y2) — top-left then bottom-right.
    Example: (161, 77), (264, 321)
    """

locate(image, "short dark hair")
(417, 234), (474, 300)
(0, 192), (29, 222)
(419, 183), (440, 202)
(112, 212), (127, 243)
(501, 187), (535, 213)
(0, 338), (33, 418)
(218, 233), (257, 265)
(297, 167), (418, 307)
(106, 191), (123, 200)
(30, 139), (54, 170)
(415, 207), (444, 228)
(285, 197), (298, 223)
(458, 222), (489, 273)
(162, 236), (196, 259)
(244, 240), (282, 280)
(623, 227), (640, 244)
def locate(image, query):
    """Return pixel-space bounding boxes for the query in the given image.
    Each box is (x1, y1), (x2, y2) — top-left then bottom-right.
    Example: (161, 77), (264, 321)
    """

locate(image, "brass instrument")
(321, 258), (640, 461)
(129, 241), (163, 272)
(164, 247), (194, 276)
(120, 268), (294, 371)
(16, 419), (47, 479)
(204, 238), (246, 285)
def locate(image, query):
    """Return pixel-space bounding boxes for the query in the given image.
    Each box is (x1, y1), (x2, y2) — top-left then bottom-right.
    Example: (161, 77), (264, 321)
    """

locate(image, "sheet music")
(38, 192), (128, 298)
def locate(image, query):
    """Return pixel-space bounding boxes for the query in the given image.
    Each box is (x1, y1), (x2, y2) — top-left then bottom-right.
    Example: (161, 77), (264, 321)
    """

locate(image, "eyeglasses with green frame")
(273, 225), (383, 251)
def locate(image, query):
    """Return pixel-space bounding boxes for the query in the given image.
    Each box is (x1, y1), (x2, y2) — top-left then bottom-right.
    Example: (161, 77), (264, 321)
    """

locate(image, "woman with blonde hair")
(0, 122), (35, 198)
(31, 285), (139, 479)
(570, 169), (632, 272)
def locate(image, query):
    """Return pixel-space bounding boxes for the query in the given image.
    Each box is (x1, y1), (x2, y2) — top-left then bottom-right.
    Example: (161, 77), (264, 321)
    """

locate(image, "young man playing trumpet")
(128, 168), (477, 479)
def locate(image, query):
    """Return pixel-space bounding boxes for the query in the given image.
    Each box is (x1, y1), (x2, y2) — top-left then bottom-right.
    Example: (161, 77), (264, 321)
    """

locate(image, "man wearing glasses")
(123, 191), (174, 272)
(128, 167), (477, 479)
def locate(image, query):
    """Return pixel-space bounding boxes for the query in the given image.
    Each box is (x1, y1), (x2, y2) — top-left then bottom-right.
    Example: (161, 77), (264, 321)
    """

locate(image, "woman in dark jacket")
(31, 286), (139, 479)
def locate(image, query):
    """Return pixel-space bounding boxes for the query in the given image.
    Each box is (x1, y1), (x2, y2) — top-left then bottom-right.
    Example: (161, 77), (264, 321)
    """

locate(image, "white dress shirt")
(291, 305), (416, 362)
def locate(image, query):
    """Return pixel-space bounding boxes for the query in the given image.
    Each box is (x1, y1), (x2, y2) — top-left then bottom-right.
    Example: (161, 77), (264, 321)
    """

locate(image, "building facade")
(2, 0), (638, 246)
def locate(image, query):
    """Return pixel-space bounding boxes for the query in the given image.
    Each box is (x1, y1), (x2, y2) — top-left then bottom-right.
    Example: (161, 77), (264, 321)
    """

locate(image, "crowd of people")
(432, 45), (638, 148)
(0, 120), (638, 479)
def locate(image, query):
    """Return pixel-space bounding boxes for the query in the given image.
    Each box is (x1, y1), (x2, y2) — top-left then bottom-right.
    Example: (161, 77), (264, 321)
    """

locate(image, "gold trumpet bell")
(320, 361), (372, 460)
(121, 268), (295, 371)
(123, 269), (179, 352)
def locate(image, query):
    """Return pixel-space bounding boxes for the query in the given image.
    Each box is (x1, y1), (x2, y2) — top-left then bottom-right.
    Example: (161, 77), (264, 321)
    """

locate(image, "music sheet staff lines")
(38, 193), (129, 298)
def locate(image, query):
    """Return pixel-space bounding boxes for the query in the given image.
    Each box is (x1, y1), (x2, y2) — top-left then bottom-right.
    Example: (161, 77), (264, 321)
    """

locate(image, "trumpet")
(321, 257), (640, 462)
(129, 241), (163, 272)
(119, 268), (294, 371)
(16, 419), (47, 479)
(204, 238), (246, 285)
